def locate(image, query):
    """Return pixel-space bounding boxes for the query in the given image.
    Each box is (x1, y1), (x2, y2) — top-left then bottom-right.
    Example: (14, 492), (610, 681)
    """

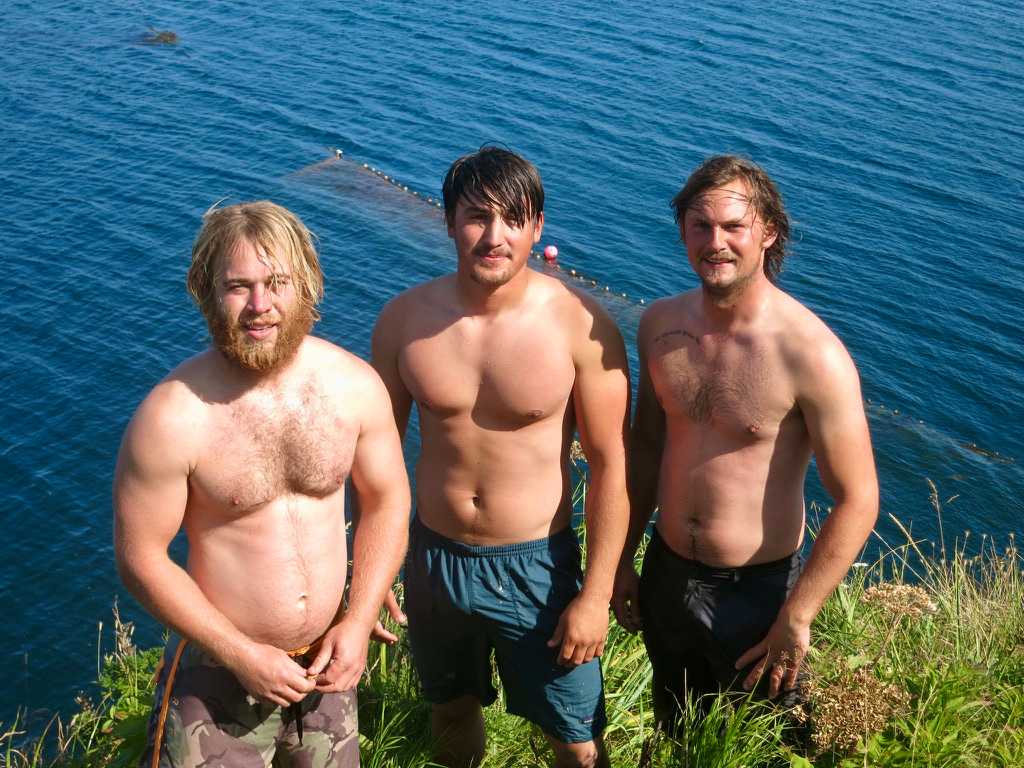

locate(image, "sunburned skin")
(392, 274), (581, 544)
(152, 342), (360, 651)
(644, 294), (813, 567)
(615, 170), (878, 707)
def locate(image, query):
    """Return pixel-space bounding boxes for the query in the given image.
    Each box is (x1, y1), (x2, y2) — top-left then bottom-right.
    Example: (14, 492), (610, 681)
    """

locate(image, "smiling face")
(448, 195), (544, 288)
(681, 179), (778, 298)
(208, 237), (312, 372)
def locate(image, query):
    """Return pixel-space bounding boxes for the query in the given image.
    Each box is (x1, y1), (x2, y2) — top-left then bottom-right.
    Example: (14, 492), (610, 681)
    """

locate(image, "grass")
(4, 481), (1022, 766)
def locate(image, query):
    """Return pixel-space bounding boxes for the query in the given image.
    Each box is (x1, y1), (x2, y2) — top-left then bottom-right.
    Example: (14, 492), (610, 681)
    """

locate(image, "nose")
(248, 283), (272, 314)
(709, 225), (727, 252)
(480, 214), (507, 247)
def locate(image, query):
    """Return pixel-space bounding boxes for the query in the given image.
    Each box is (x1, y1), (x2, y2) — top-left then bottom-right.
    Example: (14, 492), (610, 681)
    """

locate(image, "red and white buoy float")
(543, 244), (558, 262)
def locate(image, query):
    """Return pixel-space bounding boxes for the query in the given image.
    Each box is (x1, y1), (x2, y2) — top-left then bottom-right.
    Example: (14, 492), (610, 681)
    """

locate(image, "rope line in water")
(330, 149), (648, 306)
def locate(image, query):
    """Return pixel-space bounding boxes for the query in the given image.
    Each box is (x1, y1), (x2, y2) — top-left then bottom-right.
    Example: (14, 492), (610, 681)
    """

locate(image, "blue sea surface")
(2, 0), (1022, 732)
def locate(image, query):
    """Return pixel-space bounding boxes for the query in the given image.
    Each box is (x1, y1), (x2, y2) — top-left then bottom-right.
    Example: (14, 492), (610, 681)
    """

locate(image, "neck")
(454, 267), (531, 315)
(212, 343), (304, 390)
(699, 274), (773, 330)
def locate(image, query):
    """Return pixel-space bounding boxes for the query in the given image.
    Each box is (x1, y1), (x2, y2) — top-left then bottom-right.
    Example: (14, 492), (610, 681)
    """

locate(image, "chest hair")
(659, 339), (771, 427)
(211, 384), (355, 507)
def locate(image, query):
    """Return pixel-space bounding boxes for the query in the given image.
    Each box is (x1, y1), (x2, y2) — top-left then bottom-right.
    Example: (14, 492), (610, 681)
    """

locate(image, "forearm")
(117, 551), (252, 666)
(782, 497), (877, 626)
(344, 498), (409, 630)
(579, 459), (629, 602)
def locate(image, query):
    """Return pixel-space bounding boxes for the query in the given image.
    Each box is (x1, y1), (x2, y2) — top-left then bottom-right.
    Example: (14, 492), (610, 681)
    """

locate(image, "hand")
(369, 588), (406, 645)
(228, 642), (315, 707)
(306, 618), (371, 693)
(611, 562), (642, 633)
(547, 592), (609, 666)
(735, 611), (810, 698)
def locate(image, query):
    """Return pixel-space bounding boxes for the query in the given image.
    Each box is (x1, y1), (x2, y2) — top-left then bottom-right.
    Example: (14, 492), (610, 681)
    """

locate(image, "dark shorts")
(639, 529), (805, 723)
(404, 516), (606, 744)
(140, 635), (359, 768)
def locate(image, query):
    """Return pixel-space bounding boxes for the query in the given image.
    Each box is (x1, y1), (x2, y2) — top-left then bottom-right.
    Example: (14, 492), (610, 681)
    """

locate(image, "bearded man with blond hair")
(115, 201), (410, 768)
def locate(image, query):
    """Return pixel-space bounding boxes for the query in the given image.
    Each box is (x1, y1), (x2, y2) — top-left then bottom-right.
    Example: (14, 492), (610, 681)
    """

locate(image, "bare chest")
(649, 331), (796, 436)
(400, 324), (575, 427)
(193, 388), (357, 512)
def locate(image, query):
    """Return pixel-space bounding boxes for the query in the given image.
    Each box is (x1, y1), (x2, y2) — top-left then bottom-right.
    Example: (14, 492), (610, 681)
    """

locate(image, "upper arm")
(348, 364), (412, 514)
(571, 297), (631, 469)
(631, 308), (666, 455)
(797, 337), (878, 511)
(112, 387), (196, 566)
(370, 298), (414, 438)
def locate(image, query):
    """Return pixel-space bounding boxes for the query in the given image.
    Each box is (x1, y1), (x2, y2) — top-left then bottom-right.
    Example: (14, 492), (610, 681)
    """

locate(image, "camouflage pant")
(140, 636), (359, 768)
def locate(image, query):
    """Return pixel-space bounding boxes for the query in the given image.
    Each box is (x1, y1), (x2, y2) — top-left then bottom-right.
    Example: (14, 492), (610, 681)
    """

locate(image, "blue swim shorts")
(404, 516), (606, 744)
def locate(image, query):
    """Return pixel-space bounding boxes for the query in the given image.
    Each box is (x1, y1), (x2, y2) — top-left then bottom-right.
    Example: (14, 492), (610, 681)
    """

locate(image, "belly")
(657, 426), (809, 566)
(185, 494), (349, 650)
(415, 420), (572, 544)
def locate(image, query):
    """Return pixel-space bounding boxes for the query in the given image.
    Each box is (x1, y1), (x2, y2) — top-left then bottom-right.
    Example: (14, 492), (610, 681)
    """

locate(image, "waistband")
(411, 514), (578, 557)
(651, 528), (800, 581)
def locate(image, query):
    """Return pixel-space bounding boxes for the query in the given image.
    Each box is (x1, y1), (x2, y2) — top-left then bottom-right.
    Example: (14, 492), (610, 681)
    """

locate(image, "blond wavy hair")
(187, 200), (324, 322)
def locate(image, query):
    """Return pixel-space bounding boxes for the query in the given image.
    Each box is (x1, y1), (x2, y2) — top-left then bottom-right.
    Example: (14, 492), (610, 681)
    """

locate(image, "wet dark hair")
(670, 155), (791, 282)
(442, 146), (544, 228)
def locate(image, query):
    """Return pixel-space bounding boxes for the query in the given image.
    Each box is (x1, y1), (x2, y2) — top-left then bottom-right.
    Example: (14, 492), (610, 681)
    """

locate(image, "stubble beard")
(700, 268), (758, 301)
(207, 302), (314, 373)
(697, 250), (761, 302)
(466, 249), (526, 289)
(469, 263), (515, 287)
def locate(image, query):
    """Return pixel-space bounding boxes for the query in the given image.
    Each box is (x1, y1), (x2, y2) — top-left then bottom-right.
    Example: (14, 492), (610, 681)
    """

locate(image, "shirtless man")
(372, 147), (630, 768)
(612, 156), (878, 728)
(114, 201), (410, 768)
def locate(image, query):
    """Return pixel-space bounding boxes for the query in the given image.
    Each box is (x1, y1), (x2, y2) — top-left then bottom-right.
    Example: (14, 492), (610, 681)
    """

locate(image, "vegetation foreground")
(5, 487), (1023, 767)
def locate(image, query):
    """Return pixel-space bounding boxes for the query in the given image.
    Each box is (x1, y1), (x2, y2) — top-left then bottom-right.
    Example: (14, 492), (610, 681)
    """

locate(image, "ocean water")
(2, 0), (1022, 732)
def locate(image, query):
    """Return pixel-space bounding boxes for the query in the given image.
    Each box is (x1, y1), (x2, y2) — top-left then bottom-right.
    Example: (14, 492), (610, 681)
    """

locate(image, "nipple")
(232, 497), (241, 506)
(747, 424), (760, 434)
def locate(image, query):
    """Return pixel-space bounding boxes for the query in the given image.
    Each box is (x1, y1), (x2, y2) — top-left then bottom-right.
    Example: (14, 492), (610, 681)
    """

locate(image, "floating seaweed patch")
(141, 27), (179, 45)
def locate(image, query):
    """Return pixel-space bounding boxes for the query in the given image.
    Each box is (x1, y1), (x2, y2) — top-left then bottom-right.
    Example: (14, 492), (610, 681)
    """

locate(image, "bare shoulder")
(303, 336), (388, 399)
(534, 271), (622, 342)
(637, 291), (698, 347)
(773, 290), (859, 389)
(376, 276), (454, 333)
(119, 353), (213, 468)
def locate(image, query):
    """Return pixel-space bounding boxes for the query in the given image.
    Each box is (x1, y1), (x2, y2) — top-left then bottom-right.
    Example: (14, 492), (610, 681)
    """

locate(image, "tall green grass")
(5, 483), (1021, 766)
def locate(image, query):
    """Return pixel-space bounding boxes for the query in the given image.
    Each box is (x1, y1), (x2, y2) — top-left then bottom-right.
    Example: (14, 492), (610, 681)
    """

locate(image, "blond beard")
(207, 302), (314, 372)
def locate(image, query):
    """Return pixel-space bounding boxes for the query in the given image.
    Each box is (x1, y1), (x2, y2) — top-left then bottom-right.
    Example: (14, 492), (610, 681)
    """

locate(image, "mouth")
(242, 322), (278, 340)
(475, 250), (508, 263)
(702, 255), (735, 268)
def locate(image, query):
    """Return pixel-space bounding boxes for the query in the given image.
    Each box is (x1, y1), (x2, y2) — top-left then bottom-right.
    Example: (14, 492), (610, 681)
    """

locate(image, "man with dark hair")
(612, 155), (878, 730)
(373, 147), (630, 767)
(115, 201), (411, 767)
